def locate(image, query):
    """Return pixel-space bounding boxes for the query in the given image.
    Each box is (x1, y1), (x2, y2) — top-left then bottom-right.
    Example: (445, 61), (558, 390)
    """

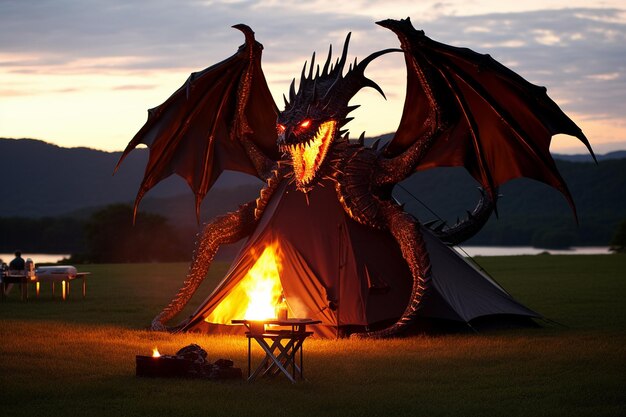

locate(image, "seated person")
(3, 251), (26, 295)
(9, 250), (25, 272)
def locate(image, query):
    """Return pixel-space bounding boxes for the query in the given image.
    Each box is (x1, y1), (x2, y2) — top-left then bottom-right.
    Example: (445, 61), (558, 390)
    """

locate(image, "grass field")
(1, 255), (625, 417)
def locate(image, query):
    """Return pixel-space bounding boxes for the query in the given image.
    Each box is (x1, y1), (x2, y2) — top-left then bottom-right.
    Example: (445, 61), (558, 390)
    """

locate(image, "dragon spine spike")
(336, 32), (352, 75)
(308, 51), (316, 79)
(289, 78), (296, 101)
(300, 61), (307, 88)
(358, 131), (365, 145)
(312, 78), (318, 101)
(322, 44), (332, 75)
(283, 93), (289, 107)
(340, 117), (354, 127)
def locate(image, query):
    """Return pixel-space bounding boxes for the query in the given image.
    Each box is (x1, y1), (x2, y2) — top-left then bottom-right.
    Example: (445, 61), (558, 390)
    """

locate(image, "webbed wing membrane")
(378, 18), (595, 212)
(116, 25), (278, 217)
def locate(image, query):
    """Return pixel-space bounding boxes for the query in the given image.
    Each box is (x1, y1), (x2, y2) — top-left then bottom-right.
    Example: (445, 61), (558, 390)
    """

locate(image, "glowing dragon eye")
(277, 124), (286, 134)
(299, 119), (311, 128)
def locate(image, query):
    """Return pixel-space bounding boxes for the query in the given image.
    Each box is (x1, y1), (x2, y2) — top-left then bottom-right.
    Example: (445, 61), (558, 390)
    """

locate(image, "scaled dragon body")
(118, 18), (594, 337)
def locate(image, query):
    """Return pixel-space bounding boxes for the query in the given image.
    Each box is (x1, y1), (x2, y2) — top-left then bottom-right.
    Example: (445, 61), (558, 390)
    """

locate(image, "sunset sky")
(1, 0), (624, 155)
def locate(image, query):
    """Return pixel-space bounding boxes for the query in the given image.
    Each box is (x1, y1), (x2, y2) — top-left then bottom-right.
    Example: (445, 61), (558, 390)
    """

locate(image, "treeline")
(1, 205), (623, 263)
(398, 157), (626, 249)
(0, 205), (194, 263)
(0, 217), (83, 253)
(2, 155), (625, 259)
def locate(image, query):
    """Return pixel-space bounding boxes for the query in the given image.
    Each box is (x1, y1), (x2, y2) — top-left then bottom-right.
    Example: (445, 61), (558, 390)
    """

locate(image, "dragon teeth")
(281, 140), (315, 153)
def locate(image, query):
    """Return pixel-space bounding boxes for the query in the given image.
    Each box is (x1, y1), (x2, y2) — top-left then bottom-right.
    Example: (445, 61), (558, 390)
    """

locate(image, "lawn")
(1, 255), (624, 417)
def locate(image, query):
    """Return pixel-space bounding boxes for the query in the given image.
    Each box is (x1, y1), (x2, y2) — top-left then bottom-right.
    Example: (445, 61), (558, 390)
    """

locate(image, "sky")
(0, 0), (625, 155)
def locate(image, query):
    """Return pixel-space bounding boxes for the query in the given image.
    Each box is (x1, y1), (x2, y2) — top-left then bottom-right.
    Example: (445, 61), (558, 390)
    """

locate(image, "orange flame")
(152, 347), (161, 358)
(205, 242), (285, 324)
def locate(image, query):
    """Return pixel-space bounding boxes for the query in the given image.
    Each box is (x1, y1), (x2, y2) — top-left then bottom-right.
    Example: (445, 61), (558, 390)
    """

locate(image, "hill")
(0, 138), (261, 218)
(0, 137), (624, 248)
(397, 158), (626, 247)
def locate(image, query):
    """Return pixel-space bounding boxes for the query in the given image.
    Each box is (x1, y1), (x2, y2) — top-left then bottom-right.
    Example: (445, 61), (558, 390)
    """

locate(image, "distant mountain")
(552, 150), (626, 162)
(397, 158), (626, 247)
(0, 137), (624, 247)
(0, 138), (261, 218)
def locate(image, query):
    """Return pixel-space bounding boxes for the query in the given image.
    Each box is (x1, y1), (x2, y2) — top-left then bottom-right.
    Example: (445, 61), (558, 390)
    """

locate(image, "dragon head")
(277, 34), (395, 192)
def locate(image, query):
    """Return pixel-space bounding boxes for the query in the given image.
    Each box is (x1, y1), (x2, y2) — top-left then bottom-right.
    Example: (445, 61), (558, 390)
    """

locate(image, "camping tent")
(182, 179), (540, 338)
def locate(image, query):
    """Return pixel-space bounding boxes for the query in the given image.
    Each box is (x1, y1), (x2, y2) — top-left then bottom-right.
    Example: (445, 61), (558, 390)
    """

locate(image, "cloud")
(415, 9), (626, 121)
(0, 0), (375, 69)
(112, 84), (157, 91)
(0, 1), (624, 149)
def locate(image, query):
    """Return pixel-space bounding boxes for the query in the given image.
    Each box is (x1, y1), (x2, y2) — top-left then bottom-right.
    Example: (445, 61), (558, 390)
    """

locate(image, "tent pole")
(336, 223), (343, 340)
(466, 321), (479, 334)
(541, 317), (568, 328)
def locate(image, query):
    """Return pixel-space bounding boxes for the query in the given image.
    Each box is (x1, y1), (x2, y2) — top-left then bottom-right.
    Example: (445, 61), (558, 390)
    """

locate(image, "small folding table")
(1, 272), (90, 301)
(232, 318), (320, 383)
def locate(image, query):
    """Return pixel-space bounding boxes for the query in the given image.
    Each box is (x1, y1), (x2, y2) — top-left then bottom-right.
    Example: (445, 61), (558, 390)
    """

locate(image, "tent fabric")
(422, 229), (538, 321)
(182, 178), (539, 338)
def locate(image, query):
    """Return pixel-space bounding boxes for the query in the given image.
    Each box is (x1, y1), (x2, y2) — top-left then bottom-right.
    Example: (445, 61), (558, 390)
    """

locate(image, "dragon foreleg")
(356, 200), (432, 338)
(151, 201), (258, 331)
(151, 165), (285, 332)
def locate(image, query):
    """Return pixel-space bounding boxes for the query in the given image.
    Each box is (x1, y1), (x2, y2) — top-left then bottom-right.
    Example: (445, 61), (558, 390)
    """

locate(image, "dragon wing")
(116, 25), (279, 218)
(378, 18), (595, 213)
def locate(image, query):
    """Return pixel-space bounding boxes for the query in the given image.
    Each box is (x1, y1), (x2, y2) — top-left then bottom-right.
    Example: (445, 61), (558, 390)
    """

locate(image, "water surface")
(455, 246), (610, 257)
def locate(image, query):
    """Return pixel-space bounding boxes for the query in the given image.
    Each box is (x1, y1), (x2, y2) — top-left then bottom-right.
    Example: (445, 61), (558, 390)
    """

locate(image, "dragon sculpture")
(118, 18), (594, 337)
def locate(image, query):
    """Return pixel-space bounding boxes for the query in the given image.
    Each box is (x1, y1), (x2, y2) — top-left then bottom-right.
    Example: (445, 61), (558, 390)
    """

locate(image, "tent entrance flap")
(204, 242), (285, 323)
(188, 237), (337, 332)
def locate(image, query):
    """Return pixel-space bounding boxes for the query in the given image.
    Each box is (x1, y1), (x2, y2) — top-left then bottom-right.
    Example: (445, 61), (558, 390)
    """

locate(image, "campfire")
(136, 344), (241, 380)
(205, 242), (290, 324)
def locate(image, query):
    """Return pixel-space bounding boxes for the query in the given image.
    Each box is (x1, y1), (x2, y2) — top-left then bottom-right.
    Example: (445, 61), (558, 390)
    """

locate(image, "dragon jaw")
(279, 120), (337, 191)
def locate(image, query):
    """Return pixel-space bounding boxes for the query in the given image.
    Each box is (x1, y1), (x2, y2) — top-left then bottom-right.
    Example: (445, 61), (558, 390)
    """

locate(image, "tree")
(609, 219), (626, 253)
(78, 204), (187, 263)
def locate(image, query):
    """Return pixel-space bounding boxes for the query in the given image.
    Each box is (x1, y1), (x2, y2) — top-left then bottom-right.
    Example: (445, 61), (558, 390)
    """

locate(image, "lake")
(0, 253), (70, 264)
(0, 247), (612, 265)
(455, 246), (611, 257)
